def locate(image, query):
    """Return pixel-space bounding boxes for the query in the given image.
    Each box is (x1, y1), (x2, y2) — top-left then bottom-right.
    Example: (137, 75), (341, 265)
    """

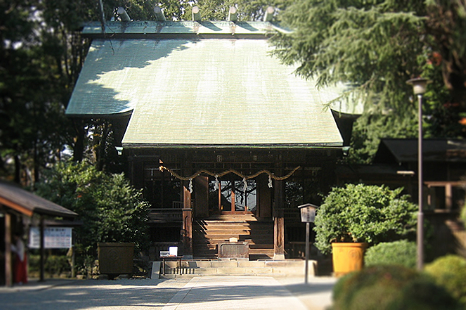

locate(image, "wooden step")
(193, 217), (274, 260)
(202, 215), (263, 221)
(193, 234), (273, 240)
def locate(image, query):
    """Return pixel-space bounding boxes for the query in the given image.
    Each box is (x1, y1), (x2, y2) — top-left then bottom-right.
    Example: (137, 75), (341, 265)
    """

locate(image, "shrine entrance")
(212, 177), (257, 215)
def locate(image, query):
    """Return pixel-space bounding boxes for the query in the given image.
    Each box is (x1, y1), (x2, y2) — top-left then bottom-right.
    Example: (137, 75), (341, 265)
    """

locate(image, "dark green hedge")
(332, 265), (458, 310)
(364, 240), (416, 269)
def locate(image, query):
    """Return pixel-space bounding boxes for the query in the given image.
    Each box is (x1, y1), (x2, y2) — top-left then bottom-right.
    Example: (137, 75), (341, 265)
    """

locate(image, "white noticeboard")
(29, 227), (73, 249)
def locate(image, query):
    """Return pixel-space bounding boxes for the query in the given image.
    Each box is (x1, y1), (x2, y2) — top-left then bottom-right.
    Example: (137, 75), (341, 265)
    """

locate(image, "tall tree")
(191, 0), (290, 21)
(1, 1), (133, 182)
(270, 0), (466, 163)
(425, 0), (466, 111)
(0, 0), (72, 185)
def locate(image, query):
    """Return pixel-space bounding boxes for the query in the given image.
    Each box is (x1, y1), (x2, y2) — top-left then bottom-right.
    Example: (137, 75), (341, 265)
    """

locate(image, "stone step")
(156, 259), (316, 278)
(164, 259), (309, 268)
(192, 255), (274, 261)
(192, 249), (274, 259)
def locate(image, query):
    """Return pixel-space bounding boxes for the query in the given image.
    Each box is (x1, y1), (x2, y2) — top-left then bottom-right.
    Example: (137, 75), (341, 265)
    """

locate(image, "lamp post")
(298, 203), (318, 284)
(406, 77), (429, 271)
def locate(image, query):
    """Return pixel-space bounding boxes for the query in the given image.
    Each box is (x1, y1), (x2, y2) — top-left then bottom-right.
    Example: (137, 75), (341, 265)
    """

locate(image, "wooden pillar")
(273, 179), (285, 260)
(194, 176), (209, 218)
(39, 215), (45, 282)
(446, 184), (452, 211)
(257, 174), (272, 218)
(5, 213), (12, 287)
(182, 184), (193, 258)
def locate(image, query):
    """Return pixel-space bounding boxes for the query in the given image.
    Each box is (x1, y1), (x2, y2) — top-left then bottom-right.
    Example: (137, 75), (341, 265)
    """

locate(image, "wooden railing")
(148, 208), (183, 222)
(286, 241), (313, 259)
(283, 208), (301, 221)
(148, 200), (195, 223)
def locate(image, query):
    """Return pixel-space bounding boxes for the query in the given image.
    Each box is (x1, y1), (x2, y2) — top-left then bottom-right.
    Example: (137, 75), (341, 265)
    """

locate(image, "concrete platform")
(157, 259), (317, 279)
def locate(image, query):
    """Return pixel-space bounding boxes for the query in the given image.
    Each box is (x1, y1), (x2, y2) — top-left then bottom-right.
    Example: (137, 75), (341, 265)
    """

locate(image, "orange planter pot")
(332, 242), (368, 277)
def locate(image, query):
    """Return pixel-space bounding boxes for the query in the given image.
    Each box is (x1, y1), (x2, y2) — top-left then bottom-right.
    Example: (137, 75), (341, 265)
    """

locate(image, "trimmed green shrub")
(364, 240), (416, 269)
(314, 184), (418, 255)
(425, 255), (466, 305)
(332, 265), (458, 310)
(35, 162), (150, 253)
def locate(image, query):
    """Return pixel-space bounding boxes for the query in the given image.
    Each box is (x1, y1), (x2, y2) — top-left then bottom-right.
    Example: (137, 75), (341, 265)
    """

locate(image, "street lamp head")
(298, 203), (319, 223)
(115, 146), (123, 156)
(406, 77), (430, 95)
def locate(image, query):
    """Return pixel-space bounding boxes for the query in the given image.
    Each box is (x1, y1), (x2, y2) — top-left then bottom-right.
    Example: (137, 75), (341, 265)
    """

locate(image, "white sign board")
(300, 209), (315, 223)
(169, 246), (178, 256)
(298, 204), (318, 223)
(29, 227), (73, 249)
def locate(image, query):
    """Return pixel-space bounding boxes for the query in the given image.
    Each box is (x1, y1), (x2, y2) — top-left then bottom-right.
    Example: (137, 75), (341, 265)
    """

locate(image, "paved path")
(0, 276), (336, 310)
(163, 276), (308, 310)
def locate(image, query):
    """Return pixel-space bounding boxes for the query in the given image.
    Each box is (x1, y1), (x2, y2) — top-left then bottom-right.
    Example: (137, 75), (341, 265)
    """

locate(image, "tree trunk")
(72, 120), (85, 162)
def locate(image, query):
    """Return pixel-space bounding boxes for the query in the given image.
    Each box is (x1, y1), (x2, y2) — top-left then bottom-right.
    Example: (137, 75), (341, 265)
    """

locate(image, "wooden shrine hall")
(66, 8), (348, 260)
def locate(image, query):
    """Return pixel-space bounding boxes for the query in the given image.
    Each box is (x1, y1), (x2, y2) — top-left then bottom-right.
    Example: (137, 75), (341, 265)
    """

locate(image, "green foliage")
(364, 240), (417, 269)
(425, 1), (466, 111)
(271, 0), (425, 112)
(193, 0), (291, 21)
(103, 0), (292, 22)
(332, 265), (458, 310)
(29, 253), (71, 277)
(425, 255), (466, 305)
(461, 205), (466, 225)
(347, 113), (418, 164)
(35, 161), (150, 254)
(0, 0), (75, 183)
(314, 184), (417, 255)
(271, 0), (466, 163)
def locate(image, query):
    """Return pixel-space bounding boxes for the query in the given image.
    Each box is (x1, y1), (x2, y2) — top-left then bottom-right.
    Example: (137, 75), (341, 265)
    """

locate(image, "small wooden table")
(160, 256), (183, 275)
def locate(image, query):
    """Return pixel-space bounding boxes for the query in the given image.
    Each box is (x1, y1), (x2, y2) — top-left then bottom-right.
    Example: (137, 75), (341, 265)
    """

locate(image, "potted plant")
(314, 184), (417, 276)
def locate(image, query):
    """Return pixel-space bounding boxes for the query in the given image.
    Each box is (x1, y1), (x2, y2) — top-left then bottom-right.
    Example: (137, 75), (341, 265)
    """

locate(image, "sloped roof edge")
(0, 180), (78, 218)
(81, 20), (290, 38)
(373, 138), (466, 163)
(122, 142), (344, 149)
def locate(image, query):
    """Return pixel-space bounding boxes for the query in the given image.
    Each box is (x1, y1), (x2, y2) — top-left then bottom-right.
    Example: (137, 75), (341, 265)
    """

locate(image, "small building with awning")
(0, 180), (77, 286)
(66, 16), (347, 260)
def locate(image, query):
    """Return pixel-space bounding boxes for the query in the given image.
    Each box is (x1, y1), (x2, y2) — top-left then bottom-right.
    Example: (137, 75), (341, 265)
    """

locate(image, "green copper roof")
(66, 37), (344, 148)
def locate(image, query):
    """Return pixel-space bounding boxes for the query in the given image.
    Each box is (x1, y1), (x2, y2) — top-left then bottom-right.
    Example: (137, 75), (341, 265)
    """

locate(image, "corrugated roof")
(66, 37), (344, 148)
(0, 180), (78, 218)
